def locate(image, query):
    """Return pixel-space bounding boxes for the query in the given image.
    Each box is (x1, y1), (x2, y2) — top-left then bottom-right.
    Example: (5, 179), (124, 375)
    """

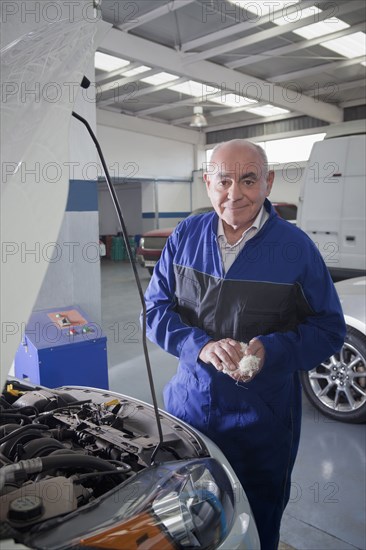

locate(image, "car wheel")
(300, 328), (366, 423)
(148, 267), (154, 275)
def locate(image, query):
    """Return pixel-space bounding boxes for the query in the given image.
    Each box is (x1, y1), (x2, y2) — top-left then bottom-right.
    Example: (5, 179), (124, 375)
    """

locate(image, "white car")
(300, 277), (366, 423)
(0, 379), (260, 549)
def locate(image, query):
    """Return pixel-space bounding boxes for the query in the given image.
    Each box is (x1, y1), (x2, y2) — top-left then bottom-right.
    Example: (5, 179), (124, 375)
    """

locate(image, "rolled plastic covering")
(0, 1), (98, 382)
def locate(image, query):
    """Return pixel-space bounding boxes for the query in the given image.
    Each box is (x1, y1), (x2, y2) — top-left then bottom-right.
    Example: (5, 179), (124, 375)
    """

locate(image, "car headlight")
(26, 459), (235, 550)
(151, 462), (228, 548)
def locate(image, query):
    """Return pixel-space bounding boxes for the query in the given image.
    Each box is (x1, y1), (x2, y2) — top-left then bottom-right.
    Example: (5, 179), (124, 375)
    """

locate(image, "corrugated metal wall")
(344, 105), (366, 121)
(206, 107), (366, 145)
(206, 116), (329, 145)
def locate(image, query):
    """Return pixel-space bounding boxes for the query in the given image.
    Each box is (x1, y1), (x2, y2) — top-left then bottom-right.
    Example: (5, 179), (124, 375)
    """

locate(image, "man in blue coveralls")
(143, 139), (346, 549)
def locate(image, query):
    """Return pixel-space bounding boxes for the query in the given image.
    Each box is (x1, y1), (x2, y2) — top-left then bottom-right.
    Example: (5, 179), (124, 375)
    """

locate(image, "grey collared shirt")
(217, 205), (269, 273)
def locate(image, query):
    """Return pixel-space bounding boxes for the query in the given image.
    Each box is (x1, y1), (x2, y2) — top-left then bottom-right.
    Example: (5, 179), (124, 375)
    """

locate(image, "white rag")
(222, 342), (261, 378)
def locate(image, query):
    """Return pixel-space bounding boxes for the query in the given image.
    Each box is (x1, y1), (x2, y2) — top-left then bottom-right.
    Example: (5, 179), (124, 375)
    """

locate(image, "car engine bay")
(0, 380), (233, 549)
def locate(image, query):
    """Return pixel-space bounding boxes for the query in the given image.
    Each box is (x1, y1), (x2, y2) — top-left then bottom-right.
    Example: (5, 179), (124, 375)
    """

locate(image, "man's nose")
(227, 181), (243, 200)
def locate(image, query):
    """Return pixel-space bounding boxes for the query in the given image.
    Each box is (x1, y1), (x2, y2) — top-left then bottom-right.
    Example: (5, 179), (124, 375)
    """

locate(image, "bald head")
(210, 139), (269, 177)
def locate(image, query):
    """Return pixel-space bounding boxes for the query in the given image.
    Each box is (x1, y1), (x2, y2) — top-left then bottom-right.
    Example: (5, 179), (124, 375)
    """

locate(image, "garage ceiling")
(97, 0), (366, 132)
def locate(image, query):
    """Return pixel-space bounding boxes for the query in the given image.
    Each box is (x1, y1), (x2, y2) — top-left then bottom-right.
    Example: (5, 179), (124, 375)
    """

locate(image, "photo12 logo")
(2, 241), (103, 265)
(1, 1), (100, 24)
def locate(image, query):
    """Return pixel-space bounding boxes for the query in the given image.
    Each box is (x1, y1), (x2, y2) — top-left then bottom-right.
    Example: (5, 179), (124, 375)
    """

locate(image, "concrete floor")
(101, 260), (366, 550)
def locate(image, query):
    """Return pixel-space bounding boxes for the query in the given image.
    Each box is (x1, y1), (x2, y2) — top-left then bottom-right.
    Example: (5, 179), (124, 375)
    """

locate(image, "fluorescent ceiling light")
(95, 52), (130, 72)
(320, 32), (366, 58)
(210, 93), (257, 107)
(246, 104), (290, 117)
(141, 72), (179, 85)
(123, 65), (151, 77)
(169, 80), (219, 98)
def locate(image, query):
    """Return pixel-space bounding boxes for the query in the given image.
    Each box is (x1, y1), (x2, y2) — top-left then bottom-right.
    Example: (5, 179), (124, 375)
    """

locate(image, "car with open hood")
(0, 16), (260, 550)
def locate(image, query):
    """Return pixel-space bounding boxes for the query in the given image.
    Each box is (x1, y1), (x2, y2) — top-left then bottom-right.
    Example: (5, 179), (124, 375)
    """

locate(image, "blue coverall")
(144, 200), (346, 549)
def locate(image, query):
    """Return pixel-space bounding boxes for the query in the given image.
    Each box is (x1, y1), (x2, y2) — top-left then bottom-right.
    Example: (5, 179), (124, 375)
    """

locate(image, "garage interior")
(2, 0), (366, 549)
(95, 2), (366, 546)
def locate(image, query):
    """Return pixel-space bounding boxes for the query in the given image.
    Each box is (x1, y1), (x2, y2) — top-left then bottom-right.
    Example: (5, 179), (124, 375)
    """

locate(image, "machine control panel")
(47, 309), (96, 339)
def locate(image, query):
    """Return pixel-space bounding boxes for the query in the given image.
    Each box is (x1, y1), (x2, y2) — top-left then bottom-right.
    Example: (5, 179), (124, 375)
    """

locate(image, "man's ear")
(266, 170), (275, 196)
(203, 172), (211, 194)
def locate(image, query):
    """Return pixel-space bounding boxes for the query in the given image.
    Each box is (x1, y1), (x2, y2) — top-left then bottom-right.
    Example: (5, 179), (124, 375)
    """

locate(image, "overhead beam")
(209, 101), (267, 118)
(205, 112), (314, 134)
(100, 28), (343, 123)
(181, 0), (315, 52)
(172, 100), (270, 125)
(96, 107), (204, 145)
(138, 97), (202, 116)
(97, 76), (189, 108)
(227, 22), (366, 70)
(117, 0), (197, 32)
(96, 61), (142, 85)
(184, 1), (361, 63)
(270, 56), (366, 82)
(304, 78), (366, 98)
(97, 68), (160, 97)
(340, 98), (366, 108)
(100, 104), (169, 125)
(137, 88), (249, 116)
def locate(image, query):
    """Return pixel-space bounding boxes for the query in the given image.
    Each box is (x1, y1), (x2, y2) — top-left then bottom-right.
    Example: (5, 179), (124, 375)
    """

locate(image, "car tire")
(300, 327), (366, 423)
(148, 267), (154, 275)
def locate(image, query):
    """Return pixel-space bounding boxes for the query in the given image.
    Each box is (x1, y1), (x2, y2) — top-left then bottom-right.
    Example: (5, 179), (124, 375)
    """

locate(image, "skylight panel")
(228, 2), (349, 42)
(246, 104), (290, 117)
(292, 18), (349, 40)
(95, 52), (130, 72)
(272, 4), (349, 41)
(210, 93), (257, 107)
(320, 32), (366, 58)
(123, 65), (151, 77)
(168, 80), (219, 98)
(141, 72), (179, 85)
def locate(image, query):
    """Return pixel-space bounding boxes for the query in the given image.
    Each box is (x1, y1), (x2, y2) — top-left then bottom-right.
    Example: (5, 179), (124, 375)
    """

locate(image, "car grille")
(143, 236), (168, 250)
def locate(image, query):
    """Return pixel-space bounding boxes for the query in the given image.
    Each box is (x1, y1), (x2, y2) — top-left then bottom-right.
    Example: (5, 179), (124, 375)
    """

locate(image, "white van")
(297, 120), (366, 281)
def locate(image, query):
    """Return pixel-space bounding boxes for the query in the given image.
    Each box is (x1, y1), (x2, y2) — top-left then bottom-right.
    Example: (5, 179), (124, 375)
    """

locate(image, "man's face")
(204, 143), (274, 232)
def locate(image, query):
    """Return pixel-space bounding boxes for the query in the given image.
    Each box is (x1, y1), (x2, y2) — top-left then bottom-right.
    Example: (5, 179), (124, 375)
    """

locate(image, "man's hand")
(231, 338), (266, 382)
(199, 338), (242, 372)
(199, 337), (265, 383)
(246, 338), (265, 370)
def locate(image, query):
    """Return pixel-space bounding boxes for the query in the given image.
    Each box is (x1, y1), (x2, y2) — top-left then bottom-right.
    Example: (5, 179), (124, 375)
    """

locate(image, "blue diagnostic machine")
(15, 306), (109, 389)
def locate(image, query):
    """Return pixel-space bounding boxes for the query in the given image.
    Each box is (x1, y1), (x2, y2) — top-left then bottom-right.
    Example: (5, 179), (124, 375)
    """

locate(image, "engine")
(0, 380), (209, 545)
